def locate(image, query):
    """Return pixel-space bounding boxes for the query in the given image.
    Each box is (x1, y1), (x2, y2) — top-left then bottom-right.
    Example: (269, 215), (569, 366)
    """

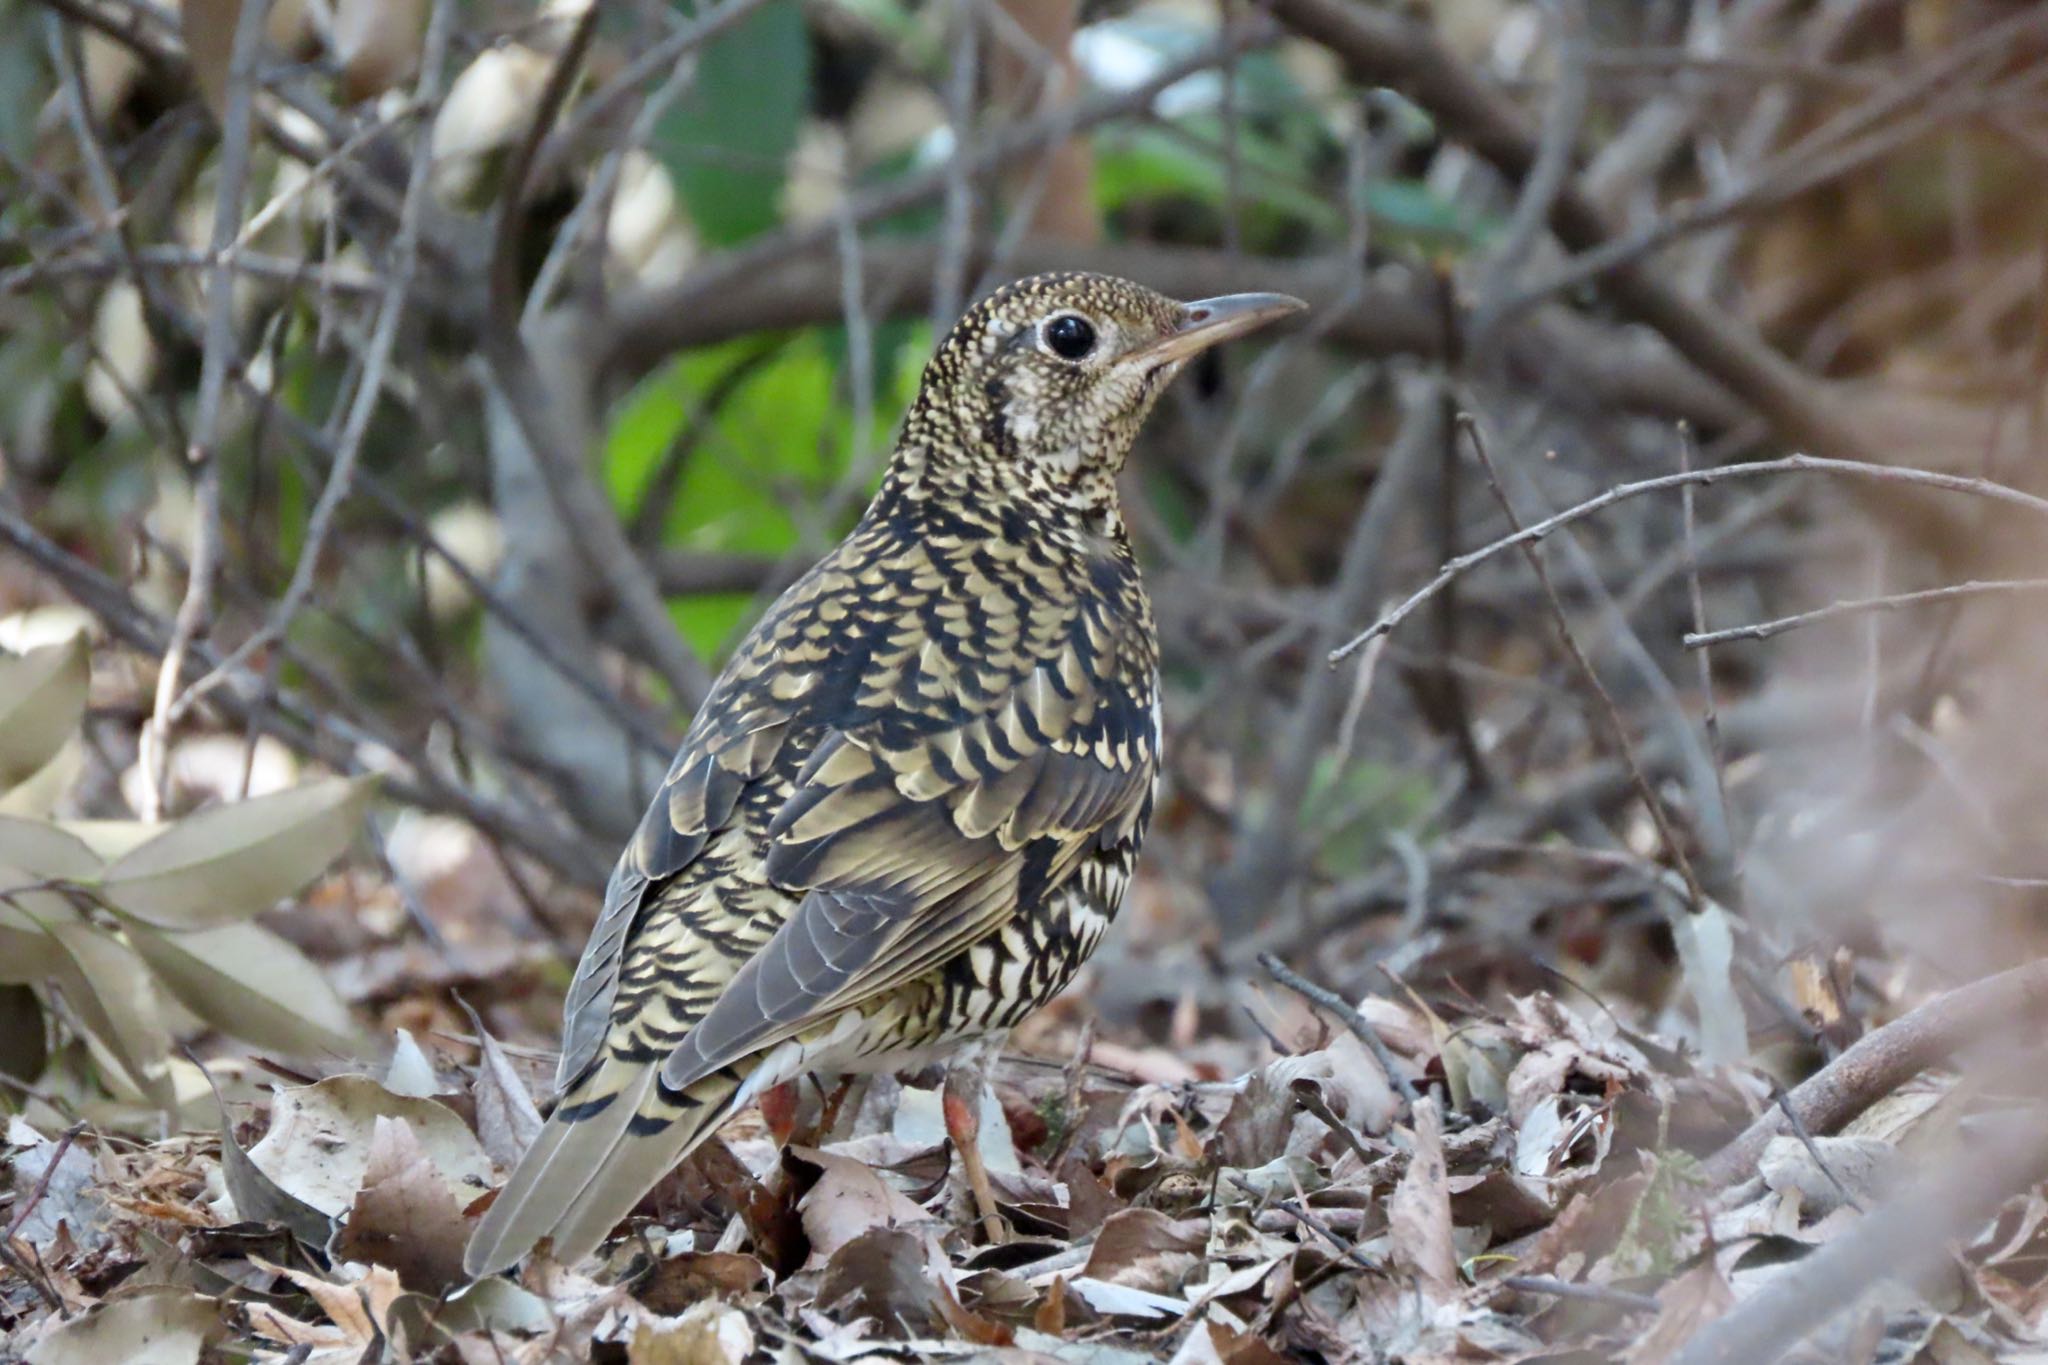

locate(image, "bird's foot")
(942, 1045), (1010, 1245)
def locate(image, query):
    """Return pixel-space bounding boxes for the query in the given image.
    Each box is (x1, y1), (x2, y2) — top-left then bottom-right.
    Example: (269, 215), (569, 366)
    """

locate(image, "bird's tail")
(464, 1052), (750, 1278)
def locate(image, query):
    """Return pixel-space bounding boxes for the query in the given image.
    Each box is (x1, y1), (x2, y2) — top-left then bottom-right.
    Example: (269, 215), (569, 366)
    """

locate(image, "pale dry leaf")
(10, 1124), (107, 1252)
(1083, 1207), (1208, 1294)
(384, 1028), (447, 1097)
(98, 775), (375, 930)
(1758, 1134), (1898, 1216)
(125, 920), (364, 1057)
(248, 1074), (493, 1218)
(335, 1115), (470, 1295)
(0, 634), (88, 789)
(458, 998), (544, 1168)
(208, 1081), (333, 1247)
(0, 817), (100, 880)
(625, 1299), (757, 1365)
(793, 1145), (938, 1265)
(1387, 1095), (1458, 1301)
(21, 1287), (222, 1365)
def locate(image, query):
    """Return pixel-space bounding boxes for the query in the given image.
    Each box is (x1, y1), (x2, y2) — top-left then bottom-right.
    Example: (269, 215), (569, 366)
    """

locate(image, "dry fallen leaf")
(334, 1114), (471, 1295)
(1083, 1207), (1207, 1295)
(459, 997), (545, 1167)
(247, 1073), (493, 1219)
(1387, 1095), (1459, 1301)
(20, 1287), (223, 1365)
(793, 1145), (936, 1264)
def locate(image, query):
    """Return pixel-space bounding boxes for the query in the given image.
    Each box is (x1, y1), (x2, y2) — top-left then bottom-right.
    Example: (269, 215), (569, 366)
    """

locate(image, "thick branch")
(605, 238), (1744, 431)
(1700, 959), (2048, 1189)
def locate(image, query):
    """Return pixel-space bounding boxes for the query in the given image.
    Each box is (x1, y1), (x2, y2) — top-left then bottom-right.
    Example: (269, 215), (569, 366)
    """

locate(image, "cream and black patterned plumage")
(465, 273), (1303, 1277)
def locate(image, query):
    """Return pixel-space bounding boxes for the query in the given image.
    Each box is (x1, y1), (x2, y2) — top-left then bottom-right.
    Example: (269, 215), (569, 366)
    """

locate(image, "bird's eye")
(1042, 313), (1097, 360)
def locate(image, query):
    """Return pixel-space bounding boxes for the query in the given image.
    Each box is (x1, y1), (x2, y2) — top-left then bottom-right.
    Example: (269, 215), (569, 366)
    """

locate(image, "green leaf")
(125, 921), (364, 1058)
(0, 634), (88, 789)
(653, 0), (810, 244)
(97, 776), (376, 930)
(0, 816), (103, 880)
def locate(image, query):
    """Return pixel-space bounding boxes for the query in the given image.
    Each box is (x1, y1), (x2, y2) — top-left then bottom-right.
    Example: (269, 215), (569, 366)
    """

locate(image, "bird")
(464, 271), (1304, 1277)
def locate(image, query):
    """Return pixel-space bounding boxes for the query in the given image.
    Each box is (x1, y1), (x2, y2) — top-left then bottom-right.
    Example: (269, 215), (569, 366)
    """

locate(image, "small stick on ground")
(1257, 952), (1419, 1105)
(1501, 1275), (1661, 1313)
(1226, 1172), (1377, 1271)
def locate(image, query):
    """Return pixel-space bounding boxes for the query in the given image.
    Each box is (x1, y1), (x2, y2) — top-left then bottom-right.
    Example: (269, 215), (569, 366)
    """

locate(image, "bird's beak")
(1128, 292), (1308, 367)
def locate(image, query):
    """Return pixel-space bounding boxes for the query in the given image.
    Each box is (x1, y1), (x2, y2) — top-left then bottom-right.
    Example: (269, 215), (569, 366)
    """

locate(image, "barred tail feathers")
(463, 1054), (748, 1277)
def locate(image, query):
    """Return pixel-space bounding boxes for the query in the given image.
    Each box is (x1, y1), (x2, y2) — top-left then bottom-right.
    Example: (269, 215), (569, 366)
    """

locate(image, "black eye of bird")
(1042, 313), (1096, 360)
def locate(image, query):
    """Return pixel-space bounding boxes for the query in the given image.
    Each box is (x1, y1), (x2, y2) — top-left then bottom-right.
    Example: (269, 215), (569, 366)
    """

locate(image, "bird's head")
(897, 272), (1305, 512)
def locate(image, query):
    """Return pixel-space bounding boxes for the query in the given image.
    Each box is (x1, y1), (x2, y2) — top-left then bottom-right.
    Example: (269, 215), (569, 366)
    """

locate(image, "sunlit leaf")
(0, 816), (103, 880)
(96, 776), (376, 930)
(20, 1287), (223, 1365)
(654, 0), (810, 245)
(43, 922), (173, 1105)
(124, 921), (364, 1058)
(0, 634), (88, 789)
(247, 1073), (492, 1217)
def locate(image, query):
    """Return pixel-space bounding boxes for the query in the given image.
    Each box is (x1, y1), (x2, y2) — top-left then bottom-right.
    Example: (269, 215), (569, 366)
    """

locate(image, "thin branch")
(1677, 422), (1738, 895)
(1684, 578), (2048, 649)
(482, 6), (714, 709)
(1459, 416), (1706, 909)
(1264, 0), (1878, 472)
(168, 0), (454, 726)
(1257, 952), (1419, 1105)
(137, 0), (272, 819)
(1500, 1275), (1660, 1313)
(1331, 454), (2048, 663)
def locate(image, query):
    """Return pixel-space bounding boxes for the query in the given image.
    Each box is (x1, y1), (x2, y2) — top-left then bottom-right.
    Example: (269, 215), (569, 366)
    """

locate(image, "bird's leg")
(942, 1036), (1010, 1244)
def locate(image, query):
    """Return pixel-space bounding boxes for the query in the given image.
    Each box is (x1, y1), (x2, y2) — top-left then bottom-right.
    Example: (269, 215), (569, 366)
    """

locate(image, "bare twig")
(135, 0), (272, 820)
(1460, 416), (1705, 908)
(168, 0), (453, 726)
(1332, 454), (2048, 663)
(1257, 952), (1419, 1105)
(1684, 578), (2048, 649)
(1501, 1275), (1660, 1313)
(1225, 1172), (1378, 1271)
(482, 6), (714, 709)
(1677, 421), (1739, 896)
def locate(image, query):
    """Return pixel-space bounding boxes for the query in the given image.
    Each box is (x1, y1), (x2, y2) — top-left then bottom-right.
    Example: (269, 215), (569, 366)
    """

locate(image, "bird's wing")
(554, 702), (794, 1093)
(657, 649), (1157, 1093)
